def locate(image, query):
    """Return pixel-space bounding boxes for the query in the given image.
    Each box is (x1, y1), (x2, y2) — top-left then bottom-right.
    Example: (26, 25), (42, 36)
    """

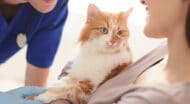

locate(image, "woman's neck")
(165, 25), (190, 84)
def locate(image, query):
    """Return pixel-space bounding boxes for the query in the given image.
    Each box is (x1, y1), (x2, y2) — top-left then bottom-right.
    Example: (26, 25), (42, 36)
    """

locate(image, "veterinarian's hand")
(0, 86), (46, 104)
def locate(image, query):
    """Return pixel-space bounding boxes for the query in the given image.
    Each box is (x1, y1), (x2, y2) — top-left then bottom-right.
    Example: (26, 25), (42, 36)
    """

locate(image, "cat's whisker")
(104, 45), (111, 49)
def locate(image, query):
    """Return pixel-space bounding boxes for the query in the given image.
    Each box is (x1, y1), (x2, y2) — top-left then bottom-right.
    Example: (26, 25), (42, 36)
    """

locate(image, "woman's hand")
(0, 86), (46, 104)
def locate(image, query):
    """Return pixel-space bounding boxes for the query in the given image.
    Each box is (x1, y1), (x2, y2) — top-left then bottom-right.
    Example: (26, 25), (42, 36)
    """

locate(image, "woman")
(0, 0), (68, 104)
(87, 0), (190, 103)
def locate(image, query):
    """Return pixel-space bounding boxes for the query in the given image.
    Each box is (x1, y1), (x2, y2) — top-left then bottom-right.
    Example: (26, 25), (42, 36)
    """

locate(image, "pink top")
(51, 41), (190, 104)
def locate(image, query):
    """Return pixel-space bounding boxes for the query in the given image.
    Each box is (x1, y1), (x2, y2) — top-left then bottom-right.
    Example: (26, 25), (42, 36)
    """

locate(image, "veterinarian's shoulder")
(46, 0), (68, 16)
(34, 0), (68, 28)
(54, 0), (68, 12)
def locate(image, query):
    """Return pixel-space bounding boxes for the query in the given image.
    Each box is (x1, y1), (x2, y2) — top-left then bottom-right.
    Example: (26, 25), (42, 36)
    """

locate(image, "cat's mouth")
(98, 48), (121, 54)
(103, 44), (123, 54)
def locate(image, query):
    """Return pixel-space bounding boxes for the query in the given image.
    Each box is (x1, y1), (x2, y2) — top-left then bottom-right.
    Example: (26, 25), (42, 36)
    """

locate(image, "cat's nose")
(106, 41), (118, 48)
(106, 41), (113, 46)
(106, 41), (117, 48)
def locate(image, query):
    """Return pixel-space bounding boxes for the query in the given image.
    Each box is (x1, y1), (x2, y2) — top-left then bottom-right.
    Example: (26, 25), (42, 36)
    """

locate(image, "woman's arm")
(25, 63), (49, 87)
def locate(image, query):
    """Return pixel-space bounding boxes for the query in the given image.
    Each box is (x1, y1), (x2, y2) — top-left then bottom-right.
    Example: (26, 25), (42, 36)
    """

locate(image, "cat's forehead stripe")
(108, 15), (118, 29)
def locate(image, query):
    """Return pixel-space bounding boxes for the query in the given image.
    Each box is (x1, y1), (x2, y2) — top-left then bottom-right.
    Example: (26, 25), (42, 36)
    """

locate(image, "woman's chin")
(144, 28), (166, 38)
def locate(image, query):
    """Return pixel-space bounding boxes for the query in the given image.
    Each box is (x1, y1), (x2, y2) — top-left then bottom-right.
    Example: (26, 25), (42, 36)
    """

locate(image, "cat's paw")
(35, 92), (58, 103)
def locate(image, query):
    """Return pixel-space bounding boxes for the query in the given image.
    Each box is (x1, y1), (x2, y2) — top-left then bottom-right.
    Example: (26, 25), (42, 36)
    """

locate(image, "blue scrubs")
(0, 0), (68, 68)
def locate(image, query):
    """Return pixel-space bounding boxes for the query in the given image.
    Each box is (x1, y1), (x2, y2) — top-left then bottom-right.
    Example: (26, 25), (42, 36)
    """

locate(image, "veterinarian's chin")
(30, 0), (58, 13)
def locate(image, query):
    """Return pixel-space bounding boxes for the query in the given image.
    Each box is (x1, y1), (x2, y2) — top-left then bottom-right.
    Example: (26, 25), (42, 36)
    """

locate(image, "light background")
(0, 0), (164, 91)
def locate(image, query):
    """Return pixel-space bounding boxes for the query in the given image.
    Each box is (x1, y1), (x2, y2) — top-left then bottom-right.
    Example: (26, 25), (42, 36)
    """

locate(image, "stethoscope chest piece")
(16, 33), (27, 48)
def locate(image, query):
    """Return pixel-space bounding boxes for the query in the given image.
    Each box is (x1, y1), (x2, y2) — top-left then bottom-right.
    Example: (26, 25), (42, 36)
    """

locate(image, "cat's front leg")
(35, 87), (67, 103)
(36, 78), (94, 104)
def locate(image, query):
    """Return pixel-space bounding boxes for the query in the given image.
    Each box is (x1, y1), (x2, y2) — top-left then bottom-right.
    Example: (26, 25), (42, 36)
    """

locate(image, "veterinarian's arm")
(25, 0), (68, 87)
(25, 63), (49, 87)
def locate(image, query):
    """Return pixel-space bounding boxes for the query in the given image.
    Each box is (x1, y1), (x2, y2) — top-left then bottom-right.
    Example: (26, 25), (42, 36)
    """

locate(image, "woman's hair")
(186, 6), (190, 47)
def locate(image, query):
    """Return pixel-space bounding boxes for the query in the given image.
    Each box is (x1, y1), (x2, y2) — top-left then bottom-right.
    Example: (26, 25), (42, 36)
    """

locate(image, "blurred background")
(0, 0), (164, 91)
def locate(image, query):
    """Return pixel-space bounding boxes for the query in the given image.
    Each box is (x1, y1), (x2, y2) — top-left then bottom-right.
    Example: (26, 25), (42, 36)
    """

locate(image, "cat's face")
(79, 4), (132, 54)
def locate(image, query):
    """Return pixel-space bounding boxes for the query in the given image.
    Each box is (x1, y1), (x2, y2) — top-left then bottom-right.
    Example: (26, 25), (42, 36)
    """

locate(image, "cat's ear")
(123, 8), (133, 18)
(87, 4), (100, 22)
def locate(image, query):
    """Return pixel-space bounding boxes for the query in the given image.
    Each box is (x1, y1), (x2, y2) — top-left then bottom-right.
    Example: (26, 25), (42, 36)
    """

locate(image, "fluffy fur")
(36, 4), (133, 104)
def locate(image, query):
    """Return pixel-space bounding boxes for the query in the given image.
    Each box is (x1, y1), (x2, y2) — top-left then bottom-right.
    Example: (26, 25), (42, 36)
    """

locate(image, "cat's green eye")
(100, 27), (108, 34)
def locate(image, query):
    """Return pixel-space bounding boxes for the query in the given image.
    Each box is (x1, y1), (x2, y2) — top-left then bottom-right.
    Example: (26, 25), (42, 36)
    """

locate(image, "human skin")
(136, 0), (190, 85)
(1, 0), (58, 13)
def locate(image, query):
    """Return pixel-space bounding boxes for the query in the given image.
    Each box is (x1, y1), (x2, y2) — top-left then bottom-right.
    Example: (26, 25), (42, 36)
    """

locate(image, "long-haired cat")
(36, 4), (133, 104)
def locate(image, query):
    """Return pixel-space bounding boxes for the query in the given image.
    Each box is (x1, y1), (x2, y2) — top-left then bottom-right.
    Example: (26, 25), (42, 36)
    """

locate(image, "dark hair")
(186, 6), (190, 47)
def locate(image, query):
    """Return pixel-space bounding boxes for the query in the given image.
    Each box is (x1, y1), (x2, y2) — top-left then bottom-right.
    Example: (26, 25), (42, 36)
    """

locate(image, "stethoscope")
(16, 9), (35, 48)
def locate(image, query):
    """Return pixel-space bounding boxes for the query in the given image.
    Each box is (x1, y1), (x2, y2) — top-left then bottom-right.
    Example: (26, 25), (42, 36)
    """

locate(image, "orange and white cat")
(36, 4), (133, 104)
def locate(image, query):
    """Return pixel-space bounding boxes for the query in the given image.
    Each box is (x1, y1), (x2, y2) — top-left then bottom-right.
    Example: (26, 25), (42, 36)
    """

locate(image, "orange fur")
(44, 78), (94, 104)
(99, 62), (132, 86)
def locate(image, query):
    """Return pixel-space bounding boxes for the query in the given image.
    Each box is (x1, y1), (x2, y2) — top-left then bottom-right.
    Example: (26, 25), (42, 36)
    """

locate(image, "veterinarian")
(0, 0), (68, 103)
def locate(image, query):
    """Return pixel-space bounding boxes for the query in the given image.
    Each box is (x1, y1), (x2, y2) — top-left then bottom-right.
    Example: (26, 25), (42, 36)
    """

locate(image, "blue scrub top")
(0, 0), (68, 68)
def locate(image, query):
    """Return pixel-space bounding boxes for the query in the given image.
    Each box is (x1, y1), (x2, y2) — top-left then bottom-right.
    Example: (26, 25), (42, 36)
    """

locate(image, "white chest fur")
(68, 46), (132, 86)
